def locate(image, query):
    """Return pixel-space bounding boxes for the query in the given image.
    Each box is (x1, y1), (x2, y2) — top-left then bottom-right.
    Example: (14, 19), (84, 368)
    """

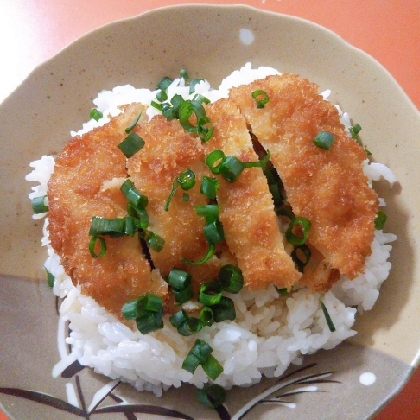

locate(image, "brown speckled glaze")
(0, 5), (419, 420)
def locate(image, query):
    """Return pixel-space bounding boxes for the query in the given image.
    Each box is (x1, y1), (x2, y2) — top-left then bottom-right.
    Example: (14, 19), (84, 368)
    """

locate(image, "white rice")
(26, 63), (397, 396)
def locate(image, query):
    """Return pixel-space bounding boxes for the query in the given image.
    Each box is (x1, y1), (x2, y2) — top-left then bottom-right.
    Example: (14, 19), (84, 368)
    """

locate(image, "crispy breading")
(47, 104), (168, 317)
(229, 74), (379, 282)
(203, 98), (301, 290)
(127, 115), (226, 290)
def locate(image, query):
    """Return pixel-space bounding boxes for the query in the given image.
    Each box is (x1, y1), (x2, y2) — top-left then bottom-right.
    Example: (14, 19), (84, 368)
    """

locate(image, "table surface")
(0, 1), (419, 419)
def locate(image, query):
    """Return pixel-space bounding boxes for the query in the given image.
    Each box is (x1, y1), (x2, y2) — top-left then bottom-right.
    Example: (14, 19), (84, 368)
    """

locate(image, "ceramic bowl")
(1, 4), (419, 420)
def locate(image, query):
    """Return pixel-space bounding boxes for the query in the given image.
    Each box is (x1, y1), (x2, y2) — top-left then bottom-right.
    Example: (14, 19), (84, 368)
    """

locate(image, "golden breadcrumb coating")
(229, 74), (379, 283)
(204, 98), (301, 290)
(47, 104), (168, 317)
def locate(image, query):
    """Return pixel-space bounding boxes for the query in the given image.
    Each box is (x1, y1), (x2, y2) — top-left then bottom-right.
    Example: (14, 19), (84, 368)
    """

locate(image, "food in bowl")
(26, 63), (396, 406)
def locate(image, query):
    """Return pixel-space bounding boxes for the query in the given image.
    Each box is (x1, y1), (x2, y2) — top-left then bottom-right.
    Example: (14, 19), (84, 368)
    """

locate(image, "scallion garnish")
(125, 111), (142, 134)
(199, 307), (214, 327)
(89, 235), (107, 258)
(177, 317), (204, 336)
(44, 267), (54, 288)
(251, 90), (270, 109)
(196, 384), (226, 409)
(122, 293), (164, 334)
(199, 281), (224, 306)
(275, 287), (289, 295)
(211, 296), (236, 322)
(169, 310), (189, 328)
(31, 195), (48, 214)
(121, 179), (149, 208)
(218, 264), (244, 293)
(164, 168), (196, 211)
(200, 176), (220, 200)
(189, 78), (205, 94)
(285, 217), (311, 246)
(88, 216), (126, 237)
(291, 244), (311, 272)
(156, 76), (173, 91)
(89, 108), (103, 121)
(374, 210), (387, 230)
(180, 68), (189, 81)
(320, 300), (336, 332)
(168, 268), (191, 289)
(313, 131), (335, 150)
(143, 230), (165, 252)
(167, 268), (193, 305)
(349, 123), (362, 140)
(118, 131), (145, 158)
(182, 205), (225, 265)
(182, 340), (223, 380)
(205, 149), (270, 183)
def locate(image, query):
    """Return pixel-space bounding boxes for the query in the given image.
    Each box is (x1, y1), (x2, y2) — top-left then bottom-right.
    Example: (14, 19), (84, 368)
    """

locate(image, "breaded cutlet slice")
(48, 104), (168, 318)
(204, 98), (301, 290)
(229, 74), (378, 284)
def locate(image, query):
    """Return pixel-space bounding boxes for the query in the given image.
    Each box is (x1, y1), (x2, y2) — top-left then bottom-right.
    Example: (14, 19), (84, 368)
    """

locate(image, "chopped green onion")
(168, 268), (191, 290)
(89, 217), (125, 237)
(285, 217), (311, 246)
(200, 176), (220, 200)
(182, 243), (215, 265)
(196, 384), (226, 409)
(203, 220), (225, 244)
(320, 300), (336, 332)
(291, 244), (311, 272)
(156, 76), (173, 91)
(177, 317), (203, 336)
(118, 131), (145, 158)
(275, 287), (289, 295)
(121, 299), (140, 320)
(180, 68), (189, 80)
(156, 90), (168, 102)
(251, 90), (270, 109)
(89, 235), (106, 258)
(201, 354), (224, 380)
(122, 294), (164, 334)
(182, 340), (221, 376)
(212, 296), (236, 322)
(199, 281), (224, 306)
(197, 116), (214, 142)
(182, 193), (190, 202)
(205, 150), (225, 174)
(136, 311), (163, 334)
(173, 286), (193, 305)
(192, 93), (210, 105)
(31, 195), (48, 214)
(144, 231), (165, 252)
(242, 150), (271, 169)
(89, 108), (103, 121)
(313, 131), (335, 150)
(125, 111), (142, 134)
(189, 79), (205, 94)
(349, 123), (362, 139)
(127, 204), (149, 228)
(199, 307), (214, 326)
(194, 205), (220, 224)
(164, 169), (195, 211)
(121, 179), (149, 208)
(178, 169), (196, 190)
(206, 149), (270, 182)
(44, 267), (54, 288)
(219, 264), (244, 293)
(374, 210), (387, 230)
(169, 310), (189, 328)
(219, 156), (244, 182)
(151, 100), (163, 111)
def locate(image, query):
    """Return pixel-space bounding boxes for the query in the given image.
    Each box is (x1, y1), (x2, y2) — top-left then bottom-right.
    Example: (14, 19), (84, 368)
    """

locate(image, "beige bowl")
(1, 4), (419, 420)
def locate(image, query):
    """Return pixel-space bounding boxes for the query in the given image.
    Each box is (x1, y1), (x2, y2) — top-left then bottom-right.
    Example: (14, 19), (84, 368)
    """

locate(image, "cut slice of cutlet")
(203, 98), (301, 290)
